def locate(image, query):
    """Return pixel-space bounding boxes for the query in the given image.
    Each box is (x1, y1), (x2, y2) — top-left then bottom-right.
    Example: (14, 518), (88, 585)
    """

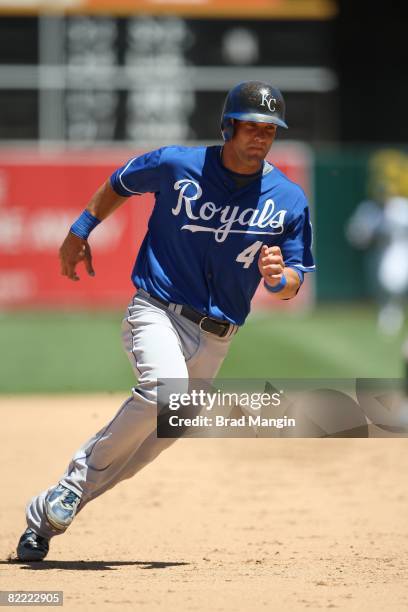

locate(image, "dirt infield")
(2, 394), (408, 611)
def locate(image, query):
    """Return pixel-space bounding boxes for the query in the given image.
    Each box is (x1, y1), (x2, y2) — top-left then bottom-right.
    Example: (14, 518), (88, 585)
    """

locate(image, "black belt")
(144, 292), (234, 338)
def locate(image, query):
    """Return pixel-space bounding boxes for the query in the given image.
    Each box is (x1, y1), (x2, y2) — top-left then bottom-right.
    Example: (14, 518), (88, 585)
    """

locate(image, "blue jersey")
(110, 145), (315, 325)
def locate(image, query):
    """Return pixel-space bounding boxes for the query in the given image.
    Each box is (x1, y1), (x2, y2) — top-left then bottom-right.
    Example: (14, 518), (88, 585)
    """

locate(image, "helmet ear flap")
(221, 118), (234, 142)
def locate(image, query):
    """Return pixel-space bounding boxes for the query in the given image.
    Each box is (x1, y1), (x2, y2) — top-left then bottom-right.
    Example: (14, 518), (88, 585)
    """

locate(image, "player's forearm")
(67, 180), (128, 244)
(85, 179), (129, 222)
(265, 267), (301, 300)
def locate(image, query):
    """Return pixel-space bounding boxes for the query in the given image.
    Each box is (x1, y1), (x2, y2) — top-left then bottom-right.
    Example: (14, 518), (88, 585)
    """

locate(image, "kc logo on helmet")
(260, 91), (277, 112)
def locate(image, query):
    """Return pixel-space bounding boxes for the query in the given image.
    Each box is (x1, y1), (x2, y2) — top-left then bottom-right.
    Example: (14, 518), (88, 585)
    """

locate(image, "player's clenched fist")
(59, 232), (95, 282)
(258, 244), (285, 287)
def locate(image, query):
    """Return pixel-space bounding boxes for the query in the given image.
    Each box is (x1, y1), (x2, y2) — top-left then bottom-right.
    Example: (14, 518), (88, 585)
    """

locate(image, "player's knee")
(135, 376), (188, 399)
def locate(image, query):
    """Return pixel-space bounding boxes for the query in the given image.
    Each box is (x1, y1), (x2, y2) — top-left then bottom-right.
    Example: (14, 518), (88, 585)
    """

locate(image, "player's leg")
(22, 294), (192, 544)
(110, 315), (236, 481)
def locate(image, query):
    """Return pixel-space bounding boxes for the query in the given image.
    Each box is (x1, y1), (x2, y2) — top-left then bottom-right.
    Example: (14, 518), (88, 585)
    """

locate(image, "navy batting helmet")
(221, 80), (288, 141)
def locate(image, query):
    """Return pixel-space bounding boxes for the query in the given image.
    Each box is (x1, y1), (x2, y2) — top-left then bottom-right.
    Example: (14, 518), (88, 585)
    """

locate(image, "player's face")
(231, 120), (277, 168)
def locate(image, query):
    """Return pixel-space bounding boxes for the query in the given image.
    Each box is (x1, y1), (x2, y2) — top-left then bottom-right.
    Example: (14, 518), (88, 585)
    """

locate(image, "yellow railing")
(0, 0), (337, 19)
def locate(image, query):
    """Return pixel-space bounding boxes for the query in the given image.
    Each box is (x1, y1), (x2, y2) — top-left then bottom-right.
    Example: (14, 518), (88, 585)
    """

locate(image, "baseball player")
(346, 150), (408, 334)
(16, 81), (315, 561)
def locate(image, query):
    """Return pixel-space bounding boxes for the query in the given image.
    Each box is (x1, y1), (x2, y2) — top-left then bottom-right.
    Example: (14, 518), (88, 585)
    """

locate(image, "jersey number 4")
(235, 240), (263, 269)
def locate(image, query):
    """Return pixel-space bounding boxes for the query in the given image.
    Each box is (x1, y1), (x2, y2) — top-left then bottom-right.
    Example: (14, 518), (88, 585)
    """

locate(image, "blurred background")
(1, 0), (408, 393)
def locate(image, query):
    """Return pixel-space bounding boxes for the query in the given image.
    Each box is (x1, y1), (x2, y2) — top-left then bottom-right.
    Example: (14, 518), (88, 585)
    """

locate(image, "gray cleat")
(17, 528), (50, 562)
(45, 485), (81, 531)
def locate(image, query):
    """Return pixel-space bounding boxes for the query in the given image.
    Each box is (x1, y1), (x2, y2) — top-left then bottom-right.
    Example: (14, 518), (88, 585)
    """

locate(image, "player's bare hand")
(59, 232), (95, 282)
(258, 245), (284, 286)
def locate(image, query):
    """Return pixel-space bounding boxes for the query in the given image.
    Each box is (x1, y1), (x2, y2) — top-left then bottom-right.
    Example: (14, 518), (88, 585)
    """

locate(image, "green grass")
(222, 304), (406, 378)
(0, 304), (406, 394)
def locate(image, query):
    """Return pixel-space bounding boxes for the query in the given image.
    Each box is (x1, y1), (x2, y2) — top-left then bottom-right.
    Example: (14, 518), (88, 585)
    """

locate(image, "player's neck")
(220, 145), (263, 175)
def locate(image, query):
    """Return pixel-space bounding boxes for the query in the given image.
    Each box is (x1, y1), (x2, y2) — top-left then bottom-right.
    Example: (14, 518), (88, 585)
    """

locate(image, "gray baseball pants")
(25, 290), (238, 539)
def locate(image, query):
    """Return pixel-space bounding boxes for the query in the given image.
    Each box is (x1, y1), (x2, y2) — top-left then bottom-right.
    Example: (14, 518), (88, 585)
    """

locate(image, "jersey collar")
(210, 145), (274, 192)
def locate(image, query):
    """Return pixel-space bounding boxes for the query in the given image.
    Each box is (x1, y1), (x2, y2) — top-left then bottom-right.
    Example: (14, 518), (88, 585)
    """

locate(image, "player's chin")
(244, 150), (265, 164)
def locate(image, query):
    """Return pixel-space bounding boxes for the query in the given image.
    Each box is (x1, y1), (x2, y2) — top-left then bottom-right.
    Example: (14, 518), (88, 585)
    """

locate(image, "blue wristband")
(264, 275), (287, 293)
(70, 209), (101, 240)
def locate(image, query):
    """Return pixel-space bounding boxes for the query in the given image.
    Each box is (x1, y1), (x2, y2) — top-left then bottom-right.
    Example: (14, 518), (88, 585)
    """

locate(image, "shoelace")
(62, 490), (79, 508)
(27, 529), (48, 545)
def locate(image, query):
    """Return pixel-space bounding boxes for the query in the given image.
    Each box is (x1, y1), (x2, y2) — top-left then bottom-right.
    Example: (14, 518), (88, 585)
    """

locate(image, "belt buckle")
(199, 316), (230, 338)
(198, 316), (209, 331)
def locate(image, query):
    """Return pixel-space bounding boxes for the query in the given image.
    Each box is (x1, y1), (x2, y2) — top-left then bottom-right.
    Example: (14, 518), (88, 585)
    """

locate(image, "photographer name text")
(168, 414), (295, 429)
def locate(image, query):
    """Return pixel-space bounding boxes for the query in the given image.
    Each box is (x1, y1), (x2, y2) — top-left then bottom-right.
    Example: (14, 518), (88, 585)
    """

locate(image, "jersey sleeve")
(281, 195), (316, 282)
(110, 147), (165, 197)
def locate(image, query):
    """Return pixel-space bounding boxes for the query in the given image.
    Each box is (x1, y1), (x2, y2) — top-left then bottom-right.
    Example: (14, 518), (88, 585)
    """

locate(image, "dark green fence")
(314, 147), (372, 301)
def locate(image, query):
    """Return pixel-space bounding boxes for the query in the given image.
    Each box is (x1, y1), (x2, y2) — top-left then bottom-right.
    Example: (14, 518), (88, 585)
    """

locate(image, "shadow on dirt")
(3, 559), (190, 571)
